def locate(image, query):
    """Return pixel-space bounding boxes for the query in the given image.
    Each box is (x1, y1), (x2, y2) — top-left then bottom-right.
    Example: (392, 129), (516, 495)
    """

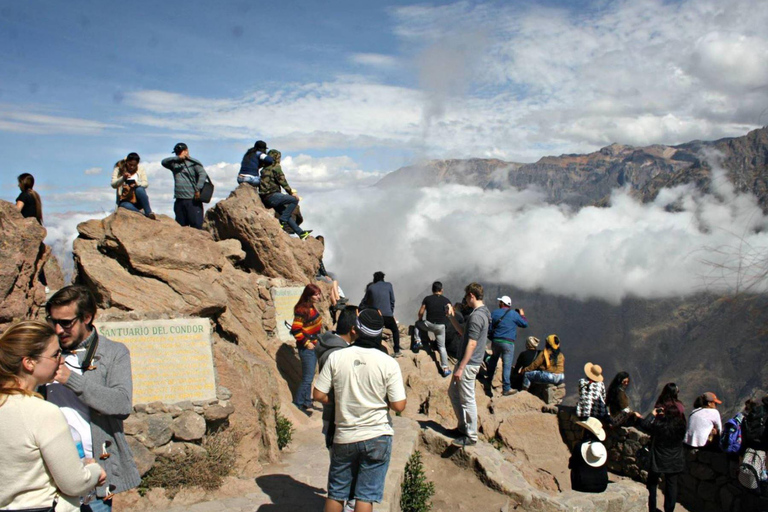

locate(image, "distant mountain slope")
(377, 127), (768, 209)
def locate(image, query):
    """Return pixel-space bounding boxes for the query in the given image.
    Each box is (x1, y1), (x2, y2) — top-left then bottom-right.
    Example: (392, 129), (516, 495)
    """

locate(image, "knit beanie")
(354, 309), (384, 350)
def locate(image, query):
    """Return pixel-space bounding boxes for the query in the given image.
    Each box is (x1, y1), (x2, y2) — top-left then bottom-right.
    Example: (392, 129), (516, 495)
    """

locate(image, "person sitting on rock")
(315, 236), (347, 315)
(569, 417), (608, 493)
(258, 149), (312, 240)
(606, 371), (643, 426)
(111, 152), (156, 220)
(16, 173), (43, 224)
(684, 392), (722, 449)
(576, 363), (609, 422)
(515, 334), (565, 394)
(511, 336), (540, 391)
(289, 284), (324, 415)
(162, 142), (208, 229)
(237, 139), (274, 187)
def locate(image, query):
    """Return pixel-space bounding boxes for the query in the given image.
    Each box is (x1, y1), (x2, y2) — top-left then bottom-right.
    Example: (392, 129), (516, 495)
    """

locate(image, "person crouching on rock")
(111, 153), (156, 220)
(258, 148), (312, 240)
(569, 417), (608, 493)
(290, 284), (324, 415)
(516, 334), (565, 393)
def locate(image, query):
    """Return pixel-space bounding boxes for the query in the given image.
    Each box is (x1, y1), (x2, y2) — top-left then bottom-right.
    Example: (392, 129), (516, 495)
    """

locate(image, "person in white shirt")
(684, 392), (723, 448)
(314, 309), (407, 512)
(0, 321), (105, 512)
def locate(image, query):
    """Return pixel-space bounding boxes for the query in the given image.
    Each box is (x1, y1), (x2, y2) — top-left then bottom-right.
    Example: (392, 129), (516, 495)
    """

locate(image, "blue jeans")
(174, 198), (204, 229)
(262, 192), (301, 235)
(486, 340), (515, 393)
(118, 186), (153, 215)
(522, 370), (564, 389)
(81, 499), (112, 512)
(294, 346), (316, 408)
(237, 174), (260, 186)
(328, 435), (392, 504)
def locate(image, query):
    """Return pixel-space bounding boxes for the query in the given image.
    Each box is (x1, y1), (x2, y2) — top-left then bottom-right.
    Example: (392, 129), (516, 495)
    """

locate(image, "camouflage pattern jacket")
(259, 150), (294, 197)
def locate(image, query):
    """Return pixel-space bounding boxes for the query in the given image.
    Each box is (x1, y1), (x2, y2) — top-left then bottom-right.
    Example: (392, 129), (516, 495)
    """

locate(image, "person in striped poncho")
(290, 284), (324, 414)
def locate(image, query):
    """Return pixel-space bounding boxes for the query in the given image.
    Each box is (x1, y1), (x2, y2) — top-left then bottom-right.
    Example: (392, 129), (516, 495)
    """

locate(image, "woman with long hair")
(16, 173), (43, 224)
(0, 321), (105, 511)
(289, 284), (324, 414)
(641, 396), (687, 512)
(111, 152), (156, 219)
(606, 371), (643, 426)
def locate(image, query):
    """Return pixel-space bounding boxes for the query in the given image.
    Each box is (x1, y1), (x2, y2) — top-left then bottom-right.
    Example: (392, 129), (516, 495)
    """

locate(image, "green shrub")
(400, 450), (435, 512)
(274, 405), (294, 450)
(139, 428), (240, 497)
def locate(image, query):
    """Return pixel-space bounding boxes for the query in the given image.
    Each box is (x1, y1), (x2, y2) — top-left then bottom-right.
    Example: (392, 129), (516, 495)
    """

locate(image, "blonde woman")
(0, 321), (105, 511)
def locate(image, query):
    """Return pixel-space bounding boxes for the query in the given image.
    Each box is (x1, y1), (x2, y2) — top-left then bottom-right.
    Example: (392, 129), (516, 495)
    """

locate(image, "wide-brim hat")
(584, 362), (604, 382)
(575, 417), (606, 441)
(581, 441), (608, 467)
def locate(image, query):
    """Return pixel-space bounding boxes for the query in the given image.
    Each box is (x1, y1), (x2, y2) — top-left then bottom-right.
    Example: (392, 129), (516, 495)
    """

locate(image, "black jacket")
(569, 439), (608, 493)
(641, 412), (687, 474)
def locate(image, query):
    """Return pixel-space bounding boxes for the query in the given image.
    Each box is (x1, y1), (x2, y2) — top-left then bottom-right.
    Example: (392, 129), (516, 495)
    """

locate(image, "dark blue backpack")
(720, 413), (744, 454)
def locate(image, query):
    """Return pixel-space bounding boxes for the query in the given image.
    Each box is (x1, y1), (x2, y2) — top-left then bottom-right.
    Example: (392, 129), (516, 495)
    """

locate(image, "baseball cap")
(703, 392), (722, 404)
(172, 142), (188, 154)
(497, 296), (512, 306)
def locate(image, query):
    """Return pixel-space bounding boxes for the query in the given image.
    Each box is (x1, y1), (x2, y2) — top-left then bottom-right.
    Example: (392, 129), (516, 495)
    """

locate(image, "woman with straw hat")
(576, 362), (608, 421)
(569, 417), (608, 493)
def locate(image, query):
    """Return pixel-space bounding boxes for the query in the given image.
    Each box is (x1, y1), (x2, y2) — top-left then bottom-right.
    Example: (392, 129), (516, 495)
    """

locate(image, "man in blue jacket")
(485, 295), (528, 397)
(361, 271), (402, 357)
(237, 140), (274, 186)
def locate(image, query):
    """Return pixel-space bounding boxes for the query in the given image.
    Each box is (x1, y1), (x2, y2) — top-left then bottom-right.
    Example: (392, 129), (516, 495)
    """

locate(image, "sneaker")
(393, 351), (403, 358)
(451, 436), (477, 447)
(146, 212), (157, 220)
(441, 368), (452, 378)
(280, 223), (292, 233)
(343, 500), (356, 512)
(412, 342), (423, 352)
(502, 389), (518, 396)
(299, 230), (313, 240)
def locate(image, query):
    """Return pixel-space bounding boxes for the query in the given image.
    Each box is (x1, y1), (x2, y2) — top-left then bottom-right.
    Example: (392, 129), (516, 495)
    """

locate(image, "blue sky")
(2, 0), (767, 211)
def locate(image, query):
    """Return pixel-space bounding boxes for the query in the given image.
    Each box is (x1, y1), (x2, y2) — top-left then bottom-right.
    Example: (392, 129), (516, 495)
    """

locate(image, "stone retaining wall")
(123, 386), (235, 476)
(557, 406), (768, 512)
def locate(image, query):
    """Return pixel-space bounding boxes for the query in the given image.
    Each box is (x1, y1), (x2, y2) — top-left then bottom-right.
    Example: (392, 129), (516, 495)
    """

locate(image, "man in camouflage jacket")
(259, 149), (311, 239)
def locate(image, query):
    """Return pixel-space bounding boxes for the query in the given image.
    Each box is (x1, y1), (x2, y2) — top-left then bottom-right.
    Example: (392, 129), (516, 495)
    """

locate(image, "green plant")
(139, 428), (240, 497)
(400, 450), (435, 512)
(488, 436), (504, 451)
(274, 405), (294, 450)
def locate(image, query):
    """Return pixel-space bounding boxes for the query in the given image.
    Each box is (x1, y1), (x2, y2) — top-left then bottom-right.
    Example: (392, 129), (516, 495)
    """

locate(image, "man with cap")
(484, 295), (528, 397)
(577, 362), (608, 421)
(161, 142), (209, 229)
(313, 309), (407, 512)
(684, 392), (723, 448)
(361, 271), (401, 357)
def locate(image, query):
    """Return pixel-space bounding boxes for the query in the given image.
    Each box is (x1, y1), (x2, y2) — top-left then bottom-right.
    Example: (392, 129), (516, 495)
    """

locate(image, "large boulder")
(0, 200), (62, 330)
(206, 185), (323, 283)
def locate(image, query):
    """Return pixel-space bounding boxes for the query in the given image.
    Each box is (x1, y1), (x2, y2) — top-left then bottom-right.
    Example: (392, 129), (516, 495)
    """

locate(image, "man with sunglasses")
(44, 285), (139, 512)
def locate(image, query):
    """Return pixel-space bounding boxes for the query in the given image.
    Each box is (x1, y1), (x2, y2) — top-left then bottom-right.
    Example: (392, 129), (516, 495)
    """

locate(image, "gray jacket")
(363, 281), (395, 316)
(161, 156), (208, 200)
(316, 332), (351, 446)
(62, 331), (140, 496)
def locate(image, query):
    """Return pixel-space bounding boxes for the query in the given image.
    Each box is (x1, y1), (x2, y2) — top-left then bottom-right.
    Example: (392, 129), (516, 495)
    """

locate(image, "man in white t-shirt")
(314, 309), (407, 512)
(684, 392), (723, 448)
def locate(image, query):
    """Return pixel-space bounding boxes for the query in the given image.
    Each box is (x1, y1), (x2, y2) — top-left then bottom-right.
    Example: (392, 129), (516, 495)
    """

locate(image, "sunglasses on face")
(46, 316), (80, 329)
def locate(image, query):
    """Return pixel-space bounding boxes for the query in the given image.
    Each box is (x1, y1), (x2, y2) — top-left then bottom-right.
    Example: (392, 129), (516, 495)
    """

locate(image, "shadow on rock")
(255, 474), (326, 511)
(275, 343), (302, 399)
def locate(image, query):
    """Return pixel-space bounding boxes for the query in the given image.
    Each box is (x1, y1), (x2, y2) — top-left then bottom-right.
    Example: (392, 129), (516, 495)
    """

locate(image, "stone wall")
(123, 386), (235, 477)
(557, 406), (768, 512)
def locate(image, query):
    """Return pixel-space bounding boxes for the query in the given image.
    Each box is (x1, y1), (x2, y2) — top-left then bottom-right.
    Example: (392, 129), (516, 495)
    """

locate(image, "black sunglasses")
(46, 316), (80, 329)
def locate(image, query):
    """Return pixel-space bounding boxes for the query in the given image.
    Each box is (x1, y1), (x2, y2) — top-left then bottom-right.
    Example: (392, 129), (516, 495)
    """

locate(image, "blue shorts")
(327, 434), (393, 503)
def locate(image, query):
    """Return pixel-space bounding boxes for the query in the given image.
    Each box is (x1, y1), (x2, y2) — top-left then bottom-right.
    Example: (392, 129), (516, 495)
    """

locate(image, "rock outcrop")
(0, 200), (64, 330)
(70, 186), (332, 469)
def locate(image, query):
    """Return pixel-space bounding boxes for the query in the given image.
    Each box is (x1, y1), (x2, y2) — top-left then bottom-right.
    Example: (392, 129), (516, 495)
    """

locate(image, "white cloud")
(83, 167), (102, 175)
(0, 106), (120, 135)
(349, 53), (398, 68)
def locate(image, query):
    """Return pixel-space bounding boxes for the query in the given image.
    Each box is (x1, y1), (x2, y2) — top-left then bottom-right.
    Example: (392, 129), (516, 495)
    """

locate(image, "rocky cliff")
(0, 200), (64, 331)
(378, 126), (768, 210)
(70, 185), (332, 472)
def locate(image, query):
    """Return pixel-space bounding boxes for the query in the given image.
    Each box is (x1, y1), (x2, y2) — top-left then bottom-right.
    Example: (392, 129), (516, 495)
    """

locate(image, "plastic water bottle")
(70, 426), (85, 459)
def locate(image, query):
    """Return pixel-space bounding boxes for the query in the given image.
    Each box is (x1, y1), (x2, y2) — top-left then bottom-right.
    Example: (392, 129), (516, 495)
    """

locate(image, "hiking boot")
(502, 389), (518, 396)
(451, 436), (477, 448)
(147, 212), (157, 220)
(299, 230), (313, 240)
(441, 367), (452, 378)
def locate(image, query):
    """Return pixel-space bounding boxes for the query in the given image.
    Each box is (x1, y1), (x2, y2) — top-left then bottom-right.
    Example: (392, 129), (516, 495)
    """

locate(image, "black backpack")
(743, 406), (768, 449)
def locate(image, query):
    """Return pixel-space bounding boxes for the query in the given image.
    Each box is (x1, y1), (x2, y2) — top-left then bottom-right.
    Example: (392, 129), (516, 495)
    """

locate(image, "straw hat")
(575, 417), (606, 441)
(581, 441), (608, 467)
(584, 362), (604, 382)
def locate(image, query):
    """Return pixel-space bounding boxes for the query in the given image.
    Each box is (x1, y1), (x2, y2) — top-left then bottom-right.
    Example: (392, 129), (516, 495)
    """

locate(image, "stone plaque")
(94, 318), (216, 405)
(271, 286), (304, 342)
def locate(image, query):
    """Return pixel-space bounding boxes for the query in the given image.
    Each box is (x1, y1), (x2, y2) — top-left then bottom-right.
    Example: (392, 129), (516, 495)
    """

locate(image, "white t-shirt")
(315, 345), (406, 445)
(46, 353), (93, 458)
(684, 407), (722, 447)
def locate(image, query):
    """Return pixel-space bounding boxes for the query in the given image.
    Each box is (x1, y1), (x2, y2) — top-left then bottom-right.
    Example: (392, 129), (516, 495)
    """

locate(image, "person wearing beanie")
(511, 336), (541, 391)
(313, 308), (406, 512)
(516, 334), (565, 393)
(161, 142), (208, 229)
(576, 363), (608, 421)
